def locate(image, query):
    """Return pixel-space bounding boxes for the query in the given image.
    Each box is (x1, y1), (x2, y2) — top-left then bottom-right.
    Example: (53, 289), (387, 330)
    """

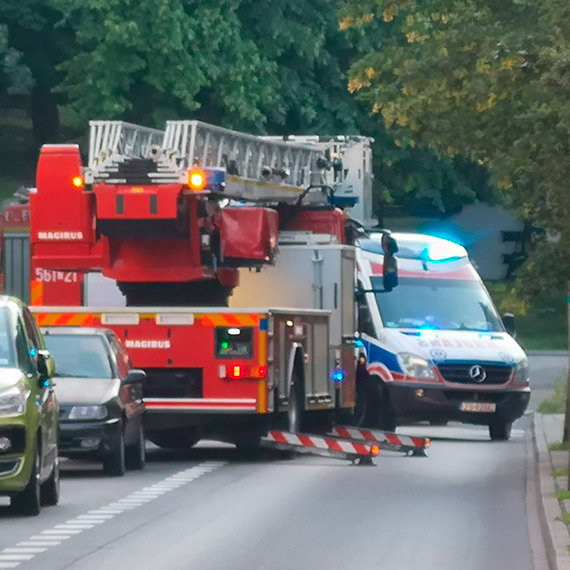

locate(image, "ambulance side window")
(357, 283), (376, 338)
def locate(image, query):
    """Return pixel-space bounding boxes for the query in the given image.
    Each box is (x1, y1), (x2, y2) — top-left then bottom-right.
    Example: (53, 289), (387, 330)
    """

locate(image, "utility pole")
(563, 281), (570, 489)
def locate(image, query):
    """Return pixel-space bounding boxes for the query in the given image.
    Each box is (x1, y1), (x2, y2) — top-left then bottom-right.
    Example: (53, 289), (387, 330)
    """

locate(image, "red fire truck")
(24, 120), (369, 450)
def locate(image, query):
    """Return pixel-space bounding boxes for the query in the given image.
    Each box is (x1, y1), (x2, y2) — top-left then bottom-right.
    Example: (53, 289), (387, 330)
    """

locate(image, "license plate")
(460, 402), (496, 413)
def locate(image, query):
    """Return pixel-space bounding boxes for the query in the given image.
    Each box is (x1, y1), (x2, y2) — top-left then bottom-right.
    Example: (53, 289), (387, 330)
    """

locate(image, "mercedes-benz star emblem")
(469, 365), (487, 383)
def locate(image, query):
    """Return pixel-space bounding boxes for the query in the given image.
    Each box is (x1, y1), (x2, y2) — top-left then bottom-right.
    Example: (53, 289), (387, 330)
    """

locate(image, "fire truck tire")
(125, 423), (146, 470)
(288, 369), (303, 434)
(147, 429), (200, 450)
(103, 427), (126, 477)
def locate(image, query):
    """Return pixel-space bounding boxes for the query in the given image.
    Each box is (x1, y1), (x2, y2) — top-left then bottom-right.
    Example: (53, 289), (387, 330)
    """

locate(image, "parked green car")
(0, 297), (59, 516)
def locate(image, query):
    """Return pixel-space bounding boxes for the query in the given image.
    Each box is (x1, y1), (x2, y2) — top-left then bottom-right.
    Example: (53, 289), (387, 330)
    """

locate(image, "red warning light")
(258, 366), (267, 378)
(370, 445), (380, 456)
(72, 176), (84, 188)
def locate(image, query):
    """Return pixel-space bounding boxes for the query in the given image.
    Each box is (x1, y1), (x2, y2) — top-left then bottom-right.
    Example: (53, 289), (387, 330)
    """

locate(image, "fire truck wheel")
(147, 429), (200, 450)
(103, 426), (126, 477)
(288, 370), (303, 434)
(125, 423), (146, 470)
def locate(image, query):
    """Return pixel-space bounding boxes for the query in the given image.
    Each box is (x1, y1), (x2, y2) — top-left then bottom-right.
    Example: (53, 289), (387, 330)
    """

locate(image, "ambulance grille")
(143, 368), (203, 398)
(437, 363), (513, 385)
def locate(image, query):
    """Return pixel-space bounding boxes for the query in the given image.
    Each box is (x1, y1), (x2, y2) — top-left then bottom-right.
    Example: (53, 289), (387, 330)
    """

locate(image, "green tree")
(340, 0), (570, 284)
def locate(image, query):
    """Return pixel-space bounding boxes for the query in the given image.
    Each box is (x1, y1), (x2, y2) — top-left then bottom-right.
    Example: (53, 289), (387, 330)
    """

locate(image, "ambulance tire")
(147, 429), (200, 450)
(489, 420), (512, 441)
(363, 376), (397, 432)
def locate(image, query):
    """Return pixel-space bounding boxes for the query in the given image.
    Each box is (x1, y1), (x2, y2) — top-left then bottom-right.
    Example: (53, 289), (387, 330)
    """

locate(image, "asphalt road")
(0, 417), (535, 570)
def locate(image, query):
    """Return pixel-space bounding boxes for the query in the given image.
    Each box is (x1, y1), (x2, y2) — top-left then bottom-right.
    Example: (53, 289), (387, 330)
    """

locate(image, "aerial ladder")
(31, 120), (346, 307)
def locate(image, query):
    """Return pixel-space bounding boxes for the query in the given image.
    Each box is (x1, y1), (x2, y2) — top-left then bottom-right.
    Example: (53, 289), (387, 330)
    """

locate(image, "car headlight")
(0, 384), (30, 417)
(398, 353), (437, 380)
(68, 406), (108, 421)
(514, 357), (529, 384)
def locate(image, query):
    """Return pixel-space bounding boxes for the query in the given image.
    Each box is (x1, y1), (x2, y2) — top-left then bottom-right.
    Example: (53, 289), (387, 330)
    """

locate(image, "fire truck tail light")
(101, 313), (140, 325)
(258, 366), (267, 378)
(72, 176), (84, 188)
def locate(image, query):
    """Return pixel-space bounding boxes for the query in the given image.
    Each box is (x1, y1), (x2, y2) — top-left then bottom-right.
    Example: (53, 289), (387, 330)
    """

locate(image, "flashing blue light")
(43, 380), (50, 387)
(332, 369), (345, 383)
(355, 339), (363, 347)
(29, 348), (37, 357)
(424, 238), (466, 263)
(478, 333), (493, 340)
(204, 167), (226, 193)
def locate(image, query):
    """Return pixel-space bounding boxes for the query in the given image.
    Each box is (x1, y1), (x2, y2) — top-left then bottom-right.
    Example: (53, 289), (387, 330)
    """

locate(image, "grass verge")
(556, 490), (570, 501)
(539, 376), (568, 414)
(550, 442), (569, 452)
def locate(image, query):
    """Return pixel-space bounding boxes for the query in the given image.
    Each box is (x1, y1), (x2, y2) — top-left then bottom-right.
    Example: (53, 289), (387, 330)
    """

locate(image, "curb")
(533, 413), (570, 570)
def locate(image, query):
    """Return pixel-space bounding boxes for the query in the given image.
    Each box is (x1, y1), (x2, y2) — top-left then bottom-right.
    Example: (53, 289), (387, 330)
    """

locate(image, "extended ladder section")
(86, 120), (331, 205)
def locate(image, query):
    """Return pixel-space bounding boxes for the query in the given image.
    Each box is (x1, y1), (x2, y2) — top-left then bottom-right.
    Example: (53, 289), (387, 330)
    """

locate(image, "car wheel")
(126, 422), (146, 471)
(103, 424), (126, 476)
(12, 440), (41, 516)
(41, 454), (60, 506)
(489, 420), (513, 441)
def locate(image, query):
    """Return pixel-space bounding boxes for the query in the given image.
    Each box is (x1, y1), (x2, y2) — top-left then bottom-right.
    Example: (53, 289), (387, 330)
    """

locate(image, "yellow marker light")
(72, 176), (84, 188)
(189, 169), (206, 191)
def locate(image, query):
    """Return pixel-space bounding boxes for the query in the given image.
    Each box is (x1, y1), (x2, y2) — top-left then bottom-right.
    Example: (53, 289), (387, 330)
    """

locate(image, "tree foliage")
(341, 0), (570, 286)
(0, 0), (499, 218)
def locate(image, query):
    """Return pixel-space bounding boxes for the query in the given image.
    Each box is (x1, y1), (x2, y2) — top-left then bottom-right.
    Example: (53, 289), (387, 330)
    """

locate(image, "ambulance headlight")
(398, 353), (437, 380)
(514, 357), (529, 384)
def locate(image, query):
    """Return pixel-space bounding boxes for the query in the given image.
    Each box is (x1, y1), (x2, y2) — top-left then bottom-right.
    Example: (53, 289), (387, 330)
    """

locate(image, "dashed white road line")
(1, 461), (226, 568)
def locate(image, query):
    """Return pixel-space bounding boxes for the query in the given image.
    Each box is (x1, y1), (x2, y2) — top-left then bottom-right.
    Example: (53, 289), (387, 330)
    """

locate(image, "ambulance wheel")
(489, 420), (512, 441)
(362, 376), (397, 432)
(148, 429), (200, 450)
(288, 370), (303, 434)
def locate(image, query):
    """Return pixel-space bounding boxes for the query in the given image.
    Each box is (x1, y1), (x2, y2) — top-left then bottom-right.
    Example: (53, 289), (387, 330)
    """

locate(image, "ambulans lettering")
(125, 340), (171, 349)
(417, 338), (503, 350)
(38, 231), (84, 240)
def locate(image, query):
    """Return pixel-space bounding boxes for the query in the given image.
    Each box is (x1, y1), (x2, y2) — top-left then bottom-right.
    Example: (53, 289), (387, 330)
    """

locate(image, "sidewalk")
(534, 413), (570, 569)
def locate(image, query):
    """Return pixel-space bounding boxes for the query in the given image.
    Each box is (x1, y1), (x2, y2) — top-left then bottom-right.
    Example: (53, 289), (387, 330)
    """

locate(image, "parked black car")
(40, 327), (146, 476)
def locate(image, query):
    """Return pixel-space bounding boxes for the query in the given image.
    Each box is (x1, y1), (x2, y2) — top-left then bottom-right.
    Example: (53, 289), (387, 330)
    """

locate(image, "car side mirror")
(502, 313), (516, 336)
(37, 349), (55, 379)
(123, 369), (146, 385)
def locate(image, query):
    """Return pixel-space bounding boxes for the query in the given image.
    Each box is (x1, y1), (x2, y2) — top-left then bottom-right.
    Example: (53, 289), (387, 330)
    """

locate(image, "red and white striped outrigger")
(262, 426), (430, 465)
(263, 431), (381, 465)
(331, 426), (430, 457)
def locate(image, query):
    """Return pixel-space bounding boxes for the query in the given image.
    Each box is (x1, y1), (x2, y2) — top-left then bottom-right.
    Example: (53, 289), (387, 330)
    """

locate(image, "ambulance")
(354, 232), (530, 441)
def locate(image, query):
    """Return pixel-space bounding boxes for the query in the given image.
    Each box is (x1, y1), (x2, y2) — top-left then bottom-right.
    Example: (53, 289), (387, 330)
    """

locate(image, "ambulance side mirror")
(382, 234), (399, 292)
(502, 313), (516, 337)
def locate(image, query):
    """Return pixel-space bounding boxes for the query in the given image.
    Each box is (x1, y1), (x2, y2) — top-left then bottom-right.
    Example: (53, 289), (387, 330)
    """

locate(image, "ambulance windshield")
(372, 276), (503, 332)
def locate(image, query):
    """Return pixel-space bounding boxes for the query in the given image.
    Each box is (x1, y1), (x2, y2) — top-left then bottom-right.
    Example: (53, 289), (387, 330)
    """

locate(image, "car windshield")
(44, 334), (114, 379)
(372, 276), (504, 332)
(0, 307), (17, 368)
